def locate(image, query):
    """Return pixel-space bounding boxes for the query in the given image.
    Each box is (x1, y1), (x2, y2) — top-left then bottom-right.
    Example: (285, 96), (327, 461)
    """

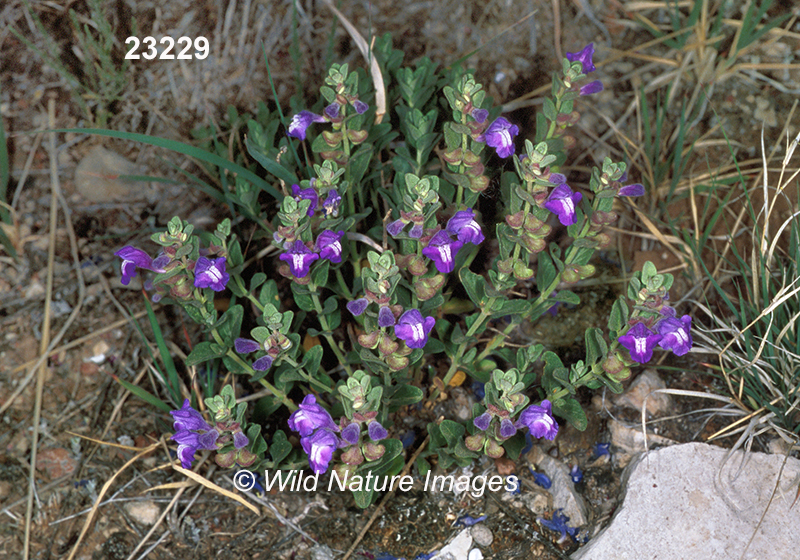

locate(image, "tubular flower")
(446, 208), (485, 245)
(115, 246), (167, 285)
(378, 306), (396, 328)
(287, 111), (326, 140)
(656, 315), (692, 356)
(316, 230), (345, 264)
(367, 421), (388, 442)
(288, 395), (338, 437)
(473, 412), (492, 431)
(481, 117), (519, 158)
(544, 184), (583, 226)
(301, 427), (339, 474)
(279, 240), (319, 278)
(322, 189), (342, 217)
(566, 43), (596, 74)
(618, 322), (662, 364)
(517, 400), (559, 440)
(579, 80), (604, 96)
(346, 298), (369, 316)
(170, 400), (219, 469)
(292, 184), (319, 217)
(394, 309), (436, 349)
(194, 256), (229, 291)
(422, 230), (463, 274)
(618, 183), (645, 197)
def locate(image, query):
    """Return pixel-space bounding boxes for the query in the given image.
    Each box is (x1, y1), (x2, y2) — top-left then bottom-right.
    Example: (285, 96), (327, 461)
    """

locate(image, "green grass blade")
(143, 295), (182, 405)
(53, 128), (282, 200)
(113, 375), (173, 412)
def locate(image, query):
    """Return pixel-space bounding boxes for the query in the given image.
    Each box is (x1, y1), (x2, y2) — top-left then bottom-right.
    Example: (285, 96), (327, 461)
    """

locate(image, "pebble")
(522, 492), (550, 514)
(124, 500), (161, 525)
(36, 447), (78, 479)
(526, 446), (589, 526)
(309, 544), (335, 560)
(608, 418), (676, 457)
(74, 145), (142, 202)
(614, 369), (671, 415)
(470, 524), (494, 547)
(432, 528), (472, 560)
(467, 549), (483, 560)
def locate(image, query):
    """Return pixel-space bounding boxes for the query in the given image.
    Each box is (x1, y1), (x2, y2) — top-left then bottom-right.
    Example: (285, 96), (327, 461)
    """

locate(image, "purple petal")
(500, 418), (517, 439)
(252, 355), (273, 371)
(341, 423), (360, 445)
(353, 100), (368, 114)
(394, 309), (436, 349)
(656, 315), (692, 356)
(618, 322), (662, 363)
(518, 400), (559, 440)
(378, 306), (396, 328)
(579, 80), (603, 96)
(473, 412), (491, 431)
(288, 394), (337, 437)
(287, 111), (326, 140)
(278, 240), (319, 278)
(347, 298), (369, 317)
(316, 230), (345, 264)
(235, 338), (261, 354)
(368, 421), (388, 441)
(194, 256), (229, 291)
(387, 219), (406, 237)
(422, 231), (463, 274)
(233, 431), (249, 449)
(471, 108), (489, 124)
(566, 43), (596, 74)
(301, 428), (338, 474)
(618, 183), (645, 197)
(324, 103), (340, 119)
(544, 184), (582, 226)
(446, 208), (485, 245)
(483, 117), (519, 158)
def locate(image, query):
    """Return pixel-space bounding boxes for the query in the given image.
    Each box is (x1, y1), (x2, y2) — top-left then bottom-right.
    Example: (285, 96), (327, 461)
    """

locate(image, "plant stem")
(225, 349), (296, 411)
(309, 281), (354, 376)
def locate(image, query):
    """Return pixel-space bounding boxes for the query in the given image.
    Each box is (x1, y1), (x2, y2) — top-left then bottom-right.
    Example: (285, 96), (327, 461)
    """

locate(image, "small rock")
(494, 457), (516, 475)
(608, 418), (676, 457)
(767, 437), (792, 455)
(309, 544), (335, 560)
(433, 528), (472, 560)
(36, 447), (77, 479)
(470, 524), (493, 547)
(124, 500), (161, 525)
(74, 145), (142, 202)
(614, 369), (671, 415)
(528, 447), (589, 526)
(522, 492), (550, 514)
(467, 549), (483, 560)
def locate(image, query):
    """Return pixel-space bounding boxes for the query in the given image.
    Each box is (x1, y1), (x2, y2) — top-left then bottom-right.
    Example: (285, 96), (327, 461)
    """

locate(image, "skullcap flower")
(170, 399), (219, 469)
(279, 240), (319, 278)
(288, 394), (337, 437)
(446, 208), (485, 245)
(115, 246), (167, 286)
(566, 43), (596, 74)
(656, 315), (692, 356)
(618, 322), (662, 363)
(481, 117), (519, 158)
(544, 183), (582, 226)
(517, 399), (559, 440)
(287, 111), (326, 140)
(394, 309), (436, 349)
(194, 256), (229, 292)
(422, 230), (463, 274)
(316, 230), (345, 264)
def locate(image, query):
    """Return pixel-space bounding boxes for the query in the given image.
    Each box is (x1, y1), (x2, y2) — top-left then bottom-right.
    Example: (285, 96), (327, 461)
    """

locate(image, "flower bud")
(362, 442), (386, 461)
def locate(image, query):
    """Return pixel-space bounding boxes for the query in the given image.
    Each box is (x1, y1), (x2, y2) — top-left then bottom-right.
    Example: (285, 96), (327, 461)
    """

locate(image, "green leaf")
(186, 341), (227, 366)
(552, 397), (588, 431)
(269, 429), (292, 464)
(244, 136), (298, 190)
(552, 290), (580, 305)
(460, 269), (488, 308)
(439, 419), (465, 447)
(608, 296), (629, 333)
(301, 345), (324, 375)
(291, 283), (316, 312)
(537, 252), (557, 291)
(216, 304), (243, 345)
(503, 432), (527, 461)
(490, 299), (532, 318)
(311, 259), (330, 288)
(584, 327), (607, 366)
(348, 143), (374, 186)
(386, 384), (424, 409)
(543, 97), (558, 122)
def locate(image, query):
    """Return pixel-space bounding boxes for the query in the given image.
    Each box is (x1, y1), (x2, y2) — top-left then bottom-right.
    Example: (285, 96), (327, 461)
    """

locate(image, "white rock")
(432, 528), (472, 560)
(608, 418), (677, 456)
(614, 368), (671, 415)
(124, 500), (160, 525)
(309, 544), (335, 560)
(467, 549), (483, 560)
(530, 450), (589, 526)
(571, 442), (800, 560)
(74, 145), (142, 202)
(470, 524), (493, 547)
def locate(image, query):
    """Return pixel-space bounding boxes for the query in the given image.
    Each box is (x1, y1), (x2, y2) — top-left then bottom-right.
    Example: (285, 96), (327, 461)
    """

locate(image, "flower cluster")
(618, 308), (693, 364)
(170, 398), (253, 470)
(421, 209), (485, 273)
(288, 395), (340, 474)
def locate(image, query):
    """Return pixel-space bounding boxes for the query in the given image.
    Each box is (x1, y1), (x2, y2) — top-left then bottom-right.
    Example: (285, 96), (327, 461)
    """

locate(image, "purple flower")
(279, 240), (319, 278)
(618, 322), (662, 363)
(322, 189), (342, 217)
(593, 442), (611, 457)
(566, 43), (596, 74)
(394, 309), (436, 349)
(341, 423), (360, 445)
(517, 400), (559, 440)
(170, 399), (219, 469)
(368, 421), (388, 441)
(387, 219), (406, 237)
(409, 223), (423, 238)
(288, 394), (338, 437)
(656, 315), (692, 356)
(115, 246), (167, 285)
(378, 306), (396, 327)
(233, 431), (249, 449)
(618, 183), (645, 197)
(482, 117), (519, 158)
(347, 298), (369, 316)
(471, 108), (489, 124)
(579, 80), (604, 96)
(234, 338), (273, 371)
(292, 184), (319, 217)
(316, 230), (345, 264)
(422, 230), (463, 273)
(324, 103), (340, 119)
(287, 111), (326, 140)
(457, 514), (487, 527)
(544, 184), (583, 226)
(538, 510), (580, 543)
(570, 464), (583, 483)
(473, 412), (491, 431)
(194, 256), (229, 292)
(446, 208), (485, 245)
(500, 418), (517, 439)
(353, 100), (368, 114)
(301, 428), (338, 474)
(530, 470), (552, 489)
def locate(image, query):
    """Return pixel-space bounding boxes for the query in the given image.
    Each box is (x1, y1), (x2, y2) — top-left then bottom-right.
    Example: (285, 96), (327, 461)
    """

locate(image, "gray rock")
(309, 544), (335, 560)
(572, 442), (800, 560)
(613, 368), (671, 415)
(608, 418), (676, 456)
(528, 447), (590, 526)
(470, 524), (493, 547)
(432, 528), (472, 560)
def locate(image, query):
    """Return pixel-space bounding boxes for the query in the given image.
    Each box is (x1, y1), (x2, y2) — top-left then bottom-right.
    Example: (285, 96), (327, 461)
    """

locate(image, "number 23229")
(125, 36), (209, 60)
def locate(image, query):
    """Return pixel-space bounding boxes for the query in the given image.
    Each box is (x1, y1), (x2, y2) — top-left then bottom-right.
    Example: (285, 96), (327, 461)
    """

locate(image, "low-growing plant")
(112, 39), (694, 507)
